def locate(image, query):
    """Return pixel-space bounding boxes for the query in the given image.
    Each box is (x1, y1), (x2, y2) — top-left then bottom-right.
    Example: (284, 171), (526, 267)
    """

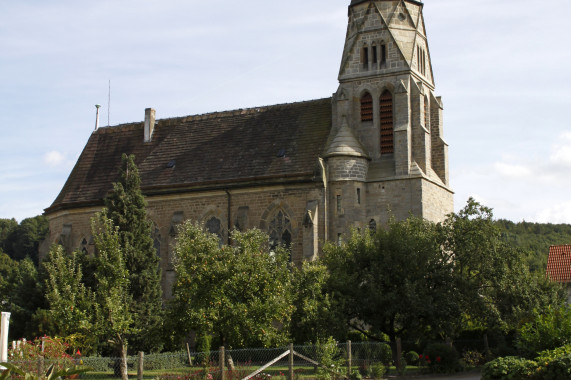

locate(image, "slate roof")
(546, 245), (571, 283)
(46, 98), (333, 213)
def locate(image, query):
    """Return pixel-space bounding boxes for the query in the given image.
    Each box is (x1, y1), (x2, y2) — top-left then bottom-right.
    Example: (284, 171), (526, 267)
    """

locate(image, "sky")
(1, 0), (571, 224)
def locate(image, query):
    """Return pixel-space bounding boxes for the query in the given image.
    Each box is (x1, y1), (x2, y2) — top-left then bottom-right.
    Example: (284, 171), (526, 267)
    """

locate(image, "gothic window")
(360, 92), (373, 122)
(268, 210), (293, 254)
(417, 46), (427, 76)
(357, 188), (361, 205)
(369, 219), (377, 234)
(205, 216), (224, 245)
(372, 45), (378, 66)
(379, 90), (394, 154)
(380, 44), (387, 68)
(80, 237), (88, 255)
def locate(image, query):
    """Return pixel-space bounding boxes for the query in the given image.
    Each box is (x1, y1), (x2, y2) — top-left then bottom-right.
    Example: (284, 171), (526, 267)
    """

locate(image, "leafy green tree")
(0, 218), (18, 253)
(3, 215), (48, 264)
(170, 223), (293, 348)
(103, 153), (163, 353)
(517, 305), (571, 358)
(443, 198), (564, 332)
(290, 261), (346, 343)
(323, 217), (460, 343)
(42, 245), (95, 353)
(91, 212), (134, 380)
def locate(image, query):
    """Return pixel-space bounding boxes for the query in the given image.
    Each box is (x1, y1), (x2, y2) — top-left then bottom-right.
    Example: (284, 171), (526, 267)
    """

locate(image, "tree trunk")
(120, 342), (129, 380)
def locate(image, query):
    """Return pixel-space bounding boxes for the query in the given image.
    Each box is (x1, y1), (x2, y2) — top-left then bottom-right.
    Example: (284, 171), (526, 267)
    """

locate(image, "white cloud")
(549, 132), (571, 167)
(493, 162), (532, 179)
(43, 151), (66, 167)
(535, 201), (571, 224)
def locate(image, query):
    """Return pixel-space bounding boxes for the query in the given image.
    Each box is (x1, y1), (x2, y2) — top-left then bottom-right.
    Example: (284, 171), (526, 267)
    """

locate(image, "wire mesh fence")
(5, 339), (488, 379)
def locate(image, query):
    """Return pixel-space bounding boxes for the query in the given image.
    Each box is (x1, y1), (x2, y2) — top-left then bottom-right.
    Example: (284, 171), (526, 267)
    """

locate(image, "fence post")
(396, 338), (402, 372)
(37, 356), (44, 377)
(289, 343), (294, 380)
(347, 340), (352, 375)
(137, 352), (144, 380)
(220, 346), (225, 380)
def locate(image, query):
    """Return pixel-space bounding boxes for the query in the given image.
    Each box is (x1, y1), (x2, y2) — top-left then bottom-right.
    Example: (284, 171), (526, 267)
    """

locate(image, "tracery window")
(268, 210), (293, 253)
(205, 216), (224, 245)
(379, 90), (394, 154)
(360, 92), (373, 122)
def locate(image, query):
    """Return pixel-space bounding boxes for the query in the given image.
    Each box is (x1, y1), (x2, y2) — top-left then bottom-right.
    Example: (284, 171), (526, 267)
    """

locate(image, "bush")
(371, 363), (386, 379)
(349, 369), (362, 380)
(535, 344), (571, 365)
(481, 356), (537, 380)
(315, 337), (344, 380)
(378, 343), (392, 366)
(462, 350), (485, 367)
(536, 353), (571, 380)
(405, 351), (419, 366)
(517, 305), (571, 358)
(423, 343), (459, 373)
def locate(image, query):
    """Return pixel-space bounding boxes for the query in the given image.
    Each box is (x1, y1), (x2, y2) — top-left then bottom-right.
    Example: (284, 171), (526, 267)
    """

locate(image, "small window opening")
(380, 44), (387, 68)
(357, 188), (361, 205)
(360, 92), (373, 122)
(372, 46), (378, 65)
(362, 46), (369, 69)
(337, 195), (342, 213)
(337, 233), (343, 246)
(424, 97), (429, 130)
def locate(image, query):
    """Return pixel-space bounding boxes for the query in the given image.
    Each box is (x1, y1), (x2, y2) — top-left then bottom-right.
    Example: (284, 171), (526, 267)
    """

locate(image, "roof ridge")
(94, 97), (332, 132)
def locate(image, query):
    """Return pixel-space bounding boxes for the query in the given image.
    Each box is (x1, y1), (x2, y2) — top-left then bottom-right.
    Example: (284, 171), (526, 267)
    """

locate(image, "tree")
(91, 212), (134, 380)
(443, 198), (564, 333)
(3, 215), (48, 264)
(103, 153), (163, 353)
(0, 218), (18, 253)
(169, 223), (293, 348)
(322, 217), (460, 344)
(290, 261), (346, 343)
(43, 245), (96, 353)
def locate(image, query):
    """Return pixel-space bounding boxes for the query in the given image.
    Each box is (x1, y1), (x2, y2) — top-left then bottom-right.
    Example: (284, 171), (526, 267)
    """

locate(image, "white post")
(0, 312), (11, 367)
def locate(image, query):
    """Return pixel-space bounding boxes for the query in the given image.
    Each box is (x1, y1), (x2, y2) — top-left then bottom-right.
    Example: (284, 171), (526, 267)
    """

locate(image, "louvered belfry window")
(379, 90), (394, 154)
(360, 92), (373, 122)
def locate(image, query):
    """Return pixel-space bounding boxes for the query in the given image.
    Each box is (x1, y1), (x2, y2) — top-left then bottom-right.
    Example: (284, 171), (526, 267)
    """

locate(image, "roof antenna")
(95, 104), (101, 130)
(107, 79), (111, 127)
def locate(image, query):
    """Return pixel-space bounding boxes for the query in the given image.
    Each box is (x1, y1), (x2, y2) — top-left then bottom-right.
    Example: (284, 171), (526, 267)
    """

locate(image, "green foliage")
(0, 362), (91, 380)
(103, 153), (163, 353)
(536, 353), (571, 380)
(1, 215), (48, 264)
(461, 350), (485, 366)
(496, 219), (571, 273)
(370, 363), (386, 379)
(42, 245), (94, 350)
(323, 217), (459, 342)
(290, 261), (344, 343)
(444, 198), (563, 333)
(314, 337), (344, 380)
(378, 343), (392, 366)
(169, 223), (293, 348)
(517, 305), (571, 358)
(481, 356), (537, 380)
(405, 350), (419, 366)
(535, 344), (571, 365)
(195, 333), (212, 366)
(348, 369), (362, 380)
(423, 343), (460, 373)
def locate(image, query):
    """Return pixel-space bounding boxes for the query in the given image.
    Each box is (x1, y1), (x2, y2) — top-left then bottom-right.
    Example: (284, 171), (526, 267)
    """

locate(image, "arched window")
(360, 92), (373, 122)
(379, 90), (394, 154)
(205, 216), (224, 245)
(268, 210), (293, 253)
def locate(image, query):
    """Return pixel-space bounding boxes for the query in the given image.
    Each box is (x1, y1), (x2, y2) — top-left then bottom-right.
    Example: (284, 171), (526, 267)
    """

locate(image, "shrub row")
(482, 345), (571, 380)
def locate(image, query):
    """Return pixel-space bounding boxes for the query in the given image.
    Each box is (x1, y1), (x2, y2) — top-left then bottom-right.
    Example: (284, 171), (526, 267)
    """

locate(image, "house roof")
(46, 98), (333, 213)
(546, 245), (571, 283)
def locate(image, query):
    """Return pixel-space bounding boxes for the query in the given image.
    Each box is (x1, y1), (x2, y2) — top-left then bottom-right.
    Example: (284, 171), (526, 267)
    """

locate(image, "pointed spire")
(324, 117), (370, 159)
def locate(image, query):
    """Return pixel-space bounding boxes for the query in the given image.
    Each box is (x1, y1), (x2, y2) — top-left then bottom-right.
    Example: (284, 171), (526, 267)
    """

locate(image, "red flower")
(436, 357), (441, 363)
(419, 354), (423, 359)
(425, 355), (429, 360)
(76, 349), (81, 356)
(427, 359), (431, 364)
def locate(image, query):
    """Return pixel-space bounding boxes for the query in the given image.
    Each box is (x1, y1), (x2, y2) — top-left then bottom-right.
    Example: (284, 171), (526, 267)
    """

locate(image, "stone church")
(43, 0), (453, 295)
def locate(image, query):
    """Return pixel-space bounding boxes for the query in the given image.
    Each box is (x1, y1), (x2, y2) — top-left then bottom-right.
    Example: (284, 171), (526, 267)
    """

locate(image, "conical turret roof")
(323, 118), (370, 159)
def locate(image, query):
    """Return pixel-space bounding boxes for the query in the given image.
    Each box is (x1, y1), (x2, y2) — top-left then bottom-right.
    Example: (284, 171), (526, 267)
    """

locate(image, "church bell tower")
(325, 0), (453, 235)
